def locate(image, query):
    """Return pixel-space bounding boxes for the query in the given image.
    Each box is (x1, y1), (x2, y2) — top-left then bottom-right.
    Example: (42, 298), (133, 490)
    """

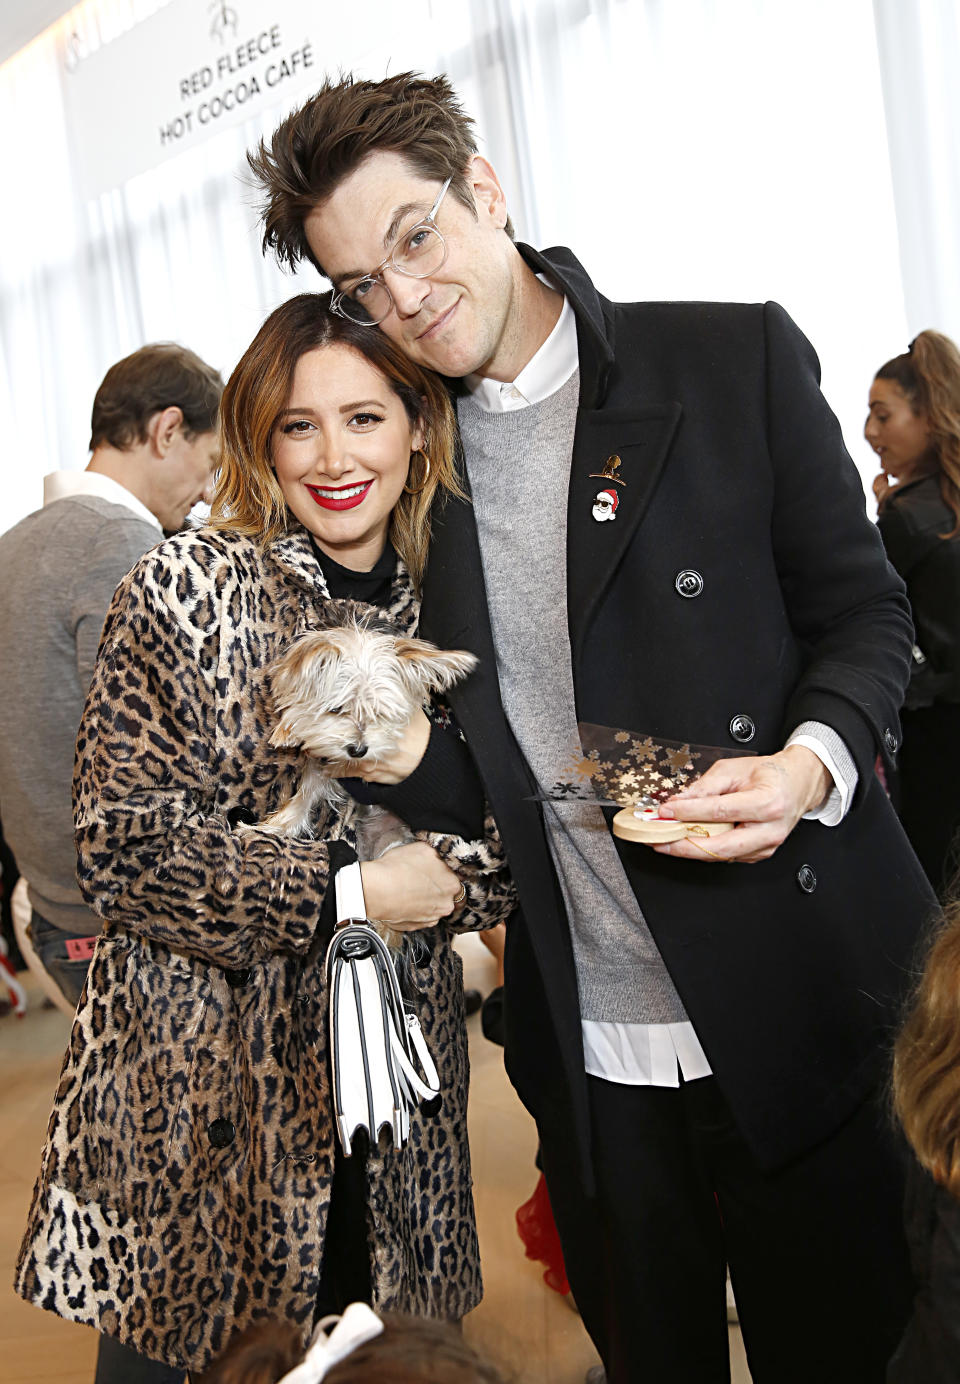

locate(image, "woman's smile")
(305, 479), (374, 510)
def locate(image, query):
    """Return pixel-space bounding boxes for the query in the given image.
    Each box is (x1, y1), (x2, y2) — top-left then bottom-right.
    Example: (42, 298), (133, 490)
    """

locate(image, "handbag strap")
(334, 860), (368, 925)
(326, 861), (440, 1155)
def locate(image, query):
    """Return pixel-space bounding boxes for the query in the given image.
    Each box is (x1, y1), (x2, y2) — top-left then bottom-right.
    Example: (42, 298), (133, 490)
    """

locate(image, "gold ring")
(453, 882), (467, 904)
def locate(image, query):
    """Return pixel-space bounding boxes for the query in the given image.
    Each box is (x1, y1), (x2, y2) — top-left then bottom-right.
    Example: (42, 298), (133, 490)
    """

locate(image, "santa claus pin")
(589, 454), (626, 522)
(593, 488), (619, 522)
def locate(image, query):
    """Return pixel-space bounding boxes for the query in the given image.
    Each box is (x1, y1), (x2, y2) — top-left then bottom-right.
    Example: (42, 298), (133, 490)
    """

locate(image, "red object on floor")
(0, 946), (26, 1016)
(516, 1171), (571, 1295)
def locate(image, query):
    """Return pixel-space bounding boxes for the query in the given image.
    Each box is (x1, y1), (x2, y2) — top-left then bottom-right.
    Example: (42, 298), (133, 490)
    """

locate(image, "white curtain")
(873, 0), (960, 343)
(1, 0), (954, 533)
(430, 0), (910, 505)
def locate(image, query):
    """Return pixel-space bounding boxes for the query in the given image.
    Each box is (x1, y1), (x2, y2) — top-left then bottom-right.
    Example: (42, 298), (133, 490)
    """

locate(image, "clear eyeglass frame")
(330, 176), (453, 326)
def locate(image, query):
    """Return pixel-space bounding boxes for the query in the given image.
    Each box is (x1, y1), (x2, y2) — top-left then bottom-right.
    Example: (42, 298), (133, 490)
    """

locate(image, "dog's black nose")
(346, 743), (368, 759)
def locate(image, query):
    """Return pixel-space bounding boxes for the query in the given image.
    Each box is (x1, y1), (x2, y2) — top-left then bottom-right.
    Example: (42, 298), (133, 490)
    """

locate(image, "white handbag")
(326, 862), (440, 1156)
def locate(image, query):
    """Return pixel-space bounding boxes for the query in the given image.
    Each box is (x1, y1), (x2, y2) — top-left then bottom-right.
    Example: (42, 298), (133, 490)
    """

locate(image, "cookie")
(612, 809), (735, 845)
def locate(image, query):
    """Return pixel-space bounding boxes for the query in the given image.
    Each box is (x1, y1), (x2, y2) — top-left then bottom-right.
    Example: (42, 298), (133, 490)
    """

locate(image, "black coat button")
(208, 1118), (236, 1148)
(224, 968), (251, 988)
(729, 714), (756, 744)
(227, 805), (256, 829)
(883, 728), (899, 754)
(797, 864), (817, 893)
(675, 569), (704, 598)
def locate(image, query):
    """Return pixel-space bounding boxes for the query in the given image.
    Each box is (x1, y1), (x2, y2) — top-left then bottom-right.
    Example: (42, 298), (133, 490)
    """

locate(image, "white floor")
(0, 946), (752, 1383)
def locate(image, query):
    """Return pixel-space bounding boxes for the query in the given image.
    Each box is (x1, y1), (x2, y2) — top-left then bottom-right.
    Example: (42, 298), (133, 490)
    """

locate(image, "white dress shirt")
(43, 469), (162, 531)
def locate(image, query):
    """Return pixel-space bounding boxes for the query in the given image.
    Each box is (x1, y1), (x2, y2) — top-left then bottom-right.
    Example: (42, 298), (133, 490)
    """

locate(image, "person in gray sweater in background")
(0, 342), (222, 1014)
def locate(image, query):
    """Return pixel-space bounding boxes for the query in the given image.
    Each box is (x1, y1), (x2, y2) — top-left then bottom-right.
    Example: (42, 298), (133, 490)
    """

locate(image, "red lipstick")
(305, 480), (373, 511)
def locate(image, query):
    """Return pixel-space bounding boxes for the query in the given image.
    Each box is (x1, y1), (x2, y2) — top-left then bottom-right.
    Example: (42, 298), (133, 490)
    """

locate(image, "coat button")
(227, 805), (256, 829)
(729, 714), (756, 744)
(208, 1118), (236, 1148)
(797, 864), (817, 893)
(224, 968), (251, 988)
(883, 728), (899, 754)
(675, 569), (704, 598)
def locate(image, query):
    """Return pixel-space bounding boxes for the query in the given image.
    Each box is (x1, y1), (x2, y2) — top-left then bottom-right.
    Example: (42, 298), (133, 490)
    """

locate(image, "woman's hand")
(351, 709), (431, 785)
(872, 471), (893, 507)
(360, 841), (462, 929)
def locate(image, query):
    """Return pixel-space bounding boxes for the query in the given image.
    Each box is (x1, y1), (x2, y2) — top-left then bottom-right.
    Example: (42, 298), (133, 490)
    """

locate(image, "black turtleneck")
(310, 535), (397, 607)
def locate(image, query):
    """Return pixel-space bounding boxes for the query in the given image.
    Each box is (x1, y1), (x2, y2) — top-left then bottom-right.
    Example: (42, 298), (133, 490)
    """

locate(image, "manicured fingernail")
(658, 806), (676, 819)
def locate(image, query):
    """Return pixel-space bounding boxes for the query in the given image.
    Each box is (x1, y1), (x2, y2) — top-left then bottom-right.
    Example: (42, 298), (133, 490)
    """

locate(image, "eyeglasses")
(330, 176), (452, 326)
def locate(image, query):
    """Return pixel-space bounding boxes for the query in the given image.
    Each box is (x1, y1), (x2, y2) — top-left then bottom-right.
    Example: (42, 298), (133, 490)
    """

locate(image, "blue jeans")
(29, 909), (97, 1008)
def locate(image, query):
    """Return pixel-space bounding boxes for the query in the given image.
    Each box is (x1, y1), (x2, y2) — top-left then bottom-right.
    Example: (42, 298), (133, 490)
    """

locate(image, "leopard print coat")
(14, 525), (516, 1373)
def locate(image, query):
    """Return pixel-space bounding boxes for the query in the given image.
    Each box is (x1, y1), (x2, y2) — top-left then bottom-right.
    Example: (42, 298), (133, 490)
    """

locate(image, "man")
(0, 343), (221, 1014)
(0, 344), (220, 1383)
(250, 75), (936, 1382)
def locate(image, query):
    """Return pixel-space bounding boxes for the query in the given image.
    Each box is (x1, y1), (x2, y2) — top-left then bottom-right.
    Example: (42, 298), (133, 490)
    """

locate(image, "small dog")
(261, 603), (478, 854)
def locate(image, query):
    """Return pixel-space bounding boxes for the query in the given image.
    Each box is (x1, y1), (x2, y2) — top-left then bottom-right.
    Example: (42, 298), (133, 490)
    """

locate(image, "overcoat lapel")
(418, 479), (488, 658)
(418, 485), (519, 789)
(567, 403), (681, 667)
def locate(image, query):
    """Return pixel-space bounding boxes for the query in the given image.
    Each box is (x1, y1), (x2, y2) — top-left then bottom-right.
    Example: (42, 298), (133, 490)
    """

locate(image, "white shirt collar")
(43, 469), (162, 532)
(464, 290), (578, 413)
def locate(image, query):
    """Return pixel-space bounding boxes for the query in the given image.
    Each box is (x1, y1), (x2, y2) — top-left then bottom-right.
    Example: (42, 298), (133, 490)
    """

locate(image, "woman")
(866, 330), (960, 898)
(14, 294), (514, 1377)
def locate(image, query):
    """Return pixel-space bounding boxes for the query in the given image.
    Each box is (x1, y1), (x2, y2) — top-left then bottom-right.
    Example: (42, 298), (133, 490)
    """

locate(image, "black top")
(311, 540), (486, 841)
(310, 535), (397, 605)
(878, 475), (960, 708)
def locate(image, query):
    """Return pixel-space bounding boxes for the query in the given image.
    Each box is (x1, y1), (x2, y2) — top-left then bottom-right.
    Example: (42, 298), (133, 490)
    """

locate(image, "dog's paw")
(253, 808), (314, 839)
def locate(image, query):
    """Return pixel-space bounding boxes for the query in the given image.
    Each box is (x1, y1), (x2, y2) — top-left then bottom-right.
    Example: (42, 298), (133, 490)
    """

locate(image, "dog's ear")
(393, 638), (478, 693)
(270, 630), (341, 699)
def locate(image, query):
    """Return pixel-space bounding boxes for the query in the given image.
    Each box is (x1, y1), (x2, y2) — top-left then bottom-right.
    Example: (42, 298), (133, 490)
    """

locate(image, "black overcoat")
(419, 244), (938, 1190)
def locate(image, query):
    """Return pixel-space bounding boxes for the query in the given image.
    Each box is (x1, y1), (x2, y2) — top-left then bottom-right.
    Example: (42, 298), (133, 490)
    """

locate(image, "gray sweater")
(0, 493), (159, 932)
(459, 373), (688, 1025)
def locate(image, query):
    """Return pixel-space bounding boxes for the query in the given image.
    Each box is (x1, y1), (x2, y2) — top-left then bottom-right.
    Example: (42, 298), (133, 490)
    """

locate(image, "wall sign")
(60, 0), (420, 199)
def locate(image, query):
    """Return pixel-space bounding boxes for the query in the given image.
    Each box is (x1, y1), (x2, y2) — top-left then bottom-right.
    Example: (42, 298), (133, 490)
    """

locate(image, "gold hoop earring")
(403, 449), (432, 496)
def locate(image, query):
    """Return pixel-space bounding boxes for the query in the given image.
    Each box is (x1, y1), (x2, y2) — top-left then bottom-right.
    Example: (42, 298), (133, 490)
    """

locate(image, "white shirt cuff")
(788, 721), (858, 826)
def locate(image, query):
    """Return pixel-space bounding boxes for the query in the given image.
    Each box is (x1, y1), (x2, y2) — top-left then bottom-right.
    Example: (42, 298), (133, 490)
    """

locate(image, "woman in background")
(866, 330), (960, 898)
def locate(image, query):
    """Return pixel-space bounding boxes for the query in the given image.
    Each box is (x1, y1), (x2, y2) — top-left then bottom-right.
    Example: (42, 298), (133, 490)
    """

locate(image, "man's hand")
(652, 745), (831, 863)
(359, 840), (462, 928)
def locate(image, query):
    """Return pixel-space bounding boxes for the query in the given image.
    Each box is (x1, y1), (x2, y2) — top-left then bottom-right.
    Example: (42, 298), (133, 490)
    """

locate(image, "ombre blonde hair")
(210, 292), (462, 589)
(893, 904), (960, 1198)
